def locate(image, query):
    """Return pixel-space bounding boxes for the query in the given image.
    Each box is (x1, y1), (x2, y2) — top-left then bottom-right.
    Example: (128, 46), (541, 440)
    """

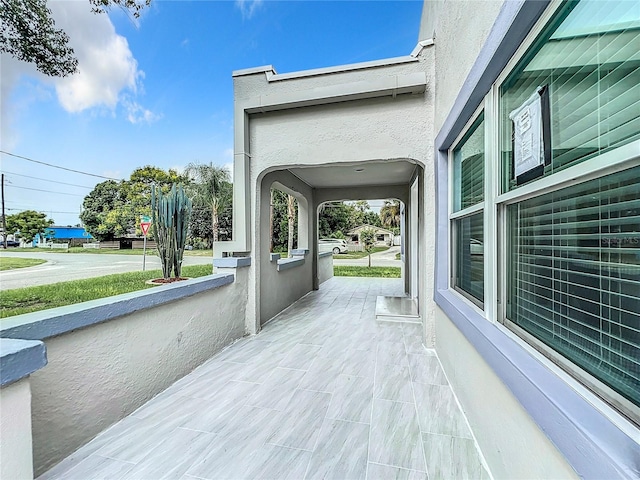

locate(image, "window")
(500, 0), (640, 192)
(496, 0), (640, 421)
(454, 113), (485, 211)
(506, 165), (640, 413)
(451, 113), (485, 305)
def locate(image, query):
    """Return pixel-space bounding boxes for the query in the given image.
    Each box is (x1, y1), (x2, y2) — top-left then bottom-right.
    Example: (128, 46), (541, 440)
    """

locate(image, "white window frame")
(448, 105), (487, 311)
(489, 0), (640, 426)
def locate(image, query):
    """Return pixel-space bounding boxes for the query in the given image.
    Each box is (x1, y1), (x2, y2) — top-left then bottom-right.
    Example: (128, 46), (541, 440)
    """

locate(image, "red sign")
(140, 222), (151, 236)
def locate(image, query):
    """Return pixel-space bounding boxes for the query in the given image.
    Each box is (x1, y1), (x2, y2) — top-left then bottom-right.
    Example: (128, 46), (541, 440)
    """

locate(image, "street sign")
(140, 215), (152, 237)
(139, 215), (152, 271)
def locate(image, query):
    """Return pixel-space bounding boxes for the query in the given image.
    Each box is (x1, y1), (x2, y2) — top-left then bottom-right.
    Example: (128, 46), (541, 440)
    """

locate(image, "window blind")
(453, 114), (485, 211)
(507, 165), (640, 408)
(455, 213), (484, 302)
(500, 0), (640, 191)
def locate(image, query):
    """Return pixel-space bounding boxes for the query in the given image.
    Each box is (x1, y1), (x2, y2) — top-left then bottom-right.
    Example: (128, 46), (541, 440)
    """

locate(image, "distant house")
(43, 226), (93, 246)
(347, 225), (395, 246)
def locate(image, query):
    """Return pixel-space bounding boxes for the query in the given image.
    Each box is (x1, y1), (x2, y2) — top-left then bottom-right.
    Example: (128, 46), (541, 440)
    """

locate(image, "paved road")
(0, 246), (402, 290)
(333, 245), (403, 268)
(0, 251), (213, 290)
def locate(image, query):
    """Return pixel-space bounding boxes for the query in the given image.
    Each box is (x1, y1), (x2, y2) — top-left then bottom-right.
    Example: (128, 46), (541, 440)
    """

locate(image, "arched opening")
(253, 159), (425, 333)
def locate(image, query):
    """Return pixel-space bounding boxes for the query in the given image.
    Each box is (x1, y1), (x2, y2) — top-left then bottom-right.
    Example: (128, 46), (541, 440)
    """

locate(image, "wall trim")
(0, 274), (235, 341)
(0, 338), (47, 387)
(232, 56), (421, 82)
(433, 0), (639, 478)
(242, 72), (427, 115)
(213, 256), (251, 268)
(276, 257), (305, 272)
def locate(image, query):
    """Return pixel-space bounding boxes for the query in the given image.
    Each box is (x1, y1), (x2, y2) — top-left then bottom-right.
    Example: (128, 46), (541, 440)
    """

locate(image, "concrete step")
(375, 296), (421, 324)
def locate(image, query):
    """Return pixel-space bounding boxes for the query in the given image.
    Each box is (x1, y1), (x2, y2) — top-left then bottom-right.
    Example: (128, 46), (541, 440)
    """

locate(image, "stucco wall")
(0, 378), (34, 480)
(234, 57), (429, 102)
(433, 0), (505, 132)
(249, 94), (432, 172)
(428, 1), (581, 476)
(258, 171), (315, 325)
(317, 252), (333, 285)
(435, 306), (577, 479)
(29, 272), (248, 476)
(242, 48), (436, 333)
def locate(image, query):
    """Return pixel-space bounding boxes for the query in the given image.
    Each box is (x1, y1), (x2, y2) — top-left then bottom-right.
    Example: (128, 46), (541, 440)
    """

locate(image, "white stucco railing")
(0, 270), (250, 477)
(318, 251), (334, 285)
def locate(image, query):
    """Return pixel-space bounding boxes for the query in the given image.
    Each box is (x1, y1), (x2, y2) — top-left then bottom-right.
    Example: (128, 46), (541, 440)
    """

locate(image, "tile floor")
(39, 277), (490, 480)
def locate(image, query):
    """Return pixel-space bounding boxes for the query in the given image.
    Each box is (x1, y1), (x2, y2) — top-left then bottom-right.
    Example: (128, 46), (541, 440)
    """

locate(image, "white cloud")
(235, 0), (263, 19)
(0, 1), (159, 128)
(123, 97), (162, 124)
(49, 1), (145, 113)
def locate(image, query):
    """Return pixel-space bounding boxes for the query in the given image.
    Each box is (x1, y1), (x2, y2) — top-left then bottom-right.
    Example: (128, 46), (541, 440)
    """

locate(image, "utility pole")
(1, 174), (6, 249)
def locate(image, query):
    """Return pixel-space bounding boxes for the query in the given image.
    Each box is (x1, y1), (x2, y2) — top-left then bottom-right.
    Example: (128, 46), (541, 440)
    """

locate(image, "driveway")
(0, 251), (212, 290)
(333, 245), (402, 267)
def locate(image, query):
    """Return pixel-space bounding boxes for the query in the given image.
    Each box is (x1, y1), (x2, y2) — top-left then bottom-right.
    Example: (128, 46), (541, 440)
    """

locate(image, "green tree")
(287, 194), (296, 257)
(1, 0), (150, 77)
(363, 211), (382, 228)
(359, 227), (377, 268)
(80, 166), (184, 241)
(80, 180), (124, 241)
(318, 202), (352, 238)
(380, 200), (401, 229)
(270, 189), (297, 253)
(184, 162), (231, 257)
(5, 210), (53, 242)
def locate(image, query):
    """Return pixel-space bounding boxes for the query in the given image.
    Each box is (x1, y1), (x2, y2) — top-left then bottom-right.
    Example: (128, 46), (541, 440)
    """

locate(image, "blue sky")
(1, 0), (423, 227)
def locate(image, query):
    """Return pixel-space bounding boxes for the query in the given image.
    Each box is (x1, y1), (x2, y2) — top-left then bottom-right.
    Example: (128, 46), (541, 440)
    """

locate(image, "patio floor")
(39, 277), (490, 480)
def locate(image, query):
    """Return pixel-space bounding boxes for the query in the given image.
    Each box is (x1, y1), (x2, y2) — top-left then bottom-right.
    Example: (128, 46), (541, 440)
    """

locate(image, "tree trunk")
(287, 194), (295, 257)
(269, 189), (274, 253)
(211, 204), (218, 261)
(368, 252), (371, 268)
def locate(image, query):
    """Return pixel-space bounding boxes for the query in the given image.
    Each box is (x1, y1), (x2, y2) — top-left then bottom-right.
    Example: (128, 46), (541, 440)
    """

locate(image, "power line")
(5, 208), (80, 214)
(5, 184), (85, 197)
(0, 171), (94, 189)
(0, 150), (121, 181)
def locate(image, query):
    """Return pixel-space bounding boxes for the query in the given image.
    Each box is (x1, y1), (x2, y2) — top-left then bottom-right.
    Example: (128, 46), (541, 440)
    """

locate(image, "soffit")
(288, 160), (416, 189)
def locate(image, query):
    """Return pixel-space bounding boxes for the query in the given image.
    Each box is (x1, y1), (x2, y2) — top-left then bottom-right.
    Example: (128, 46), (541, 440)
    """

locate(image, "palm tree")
(287, 194), (296, 257)
(184, 162), (231, 259)
(379, 200), (401, 229)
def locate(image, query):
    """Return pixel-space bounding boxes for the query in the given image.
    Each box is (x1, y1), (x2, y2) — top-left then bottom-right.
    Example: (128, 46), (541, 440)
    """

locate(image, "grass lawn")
(334, 266), (401, 278)
(333, 246), (389, 260)
(0, 257), (47, 271)
(0, 264), (213, 318)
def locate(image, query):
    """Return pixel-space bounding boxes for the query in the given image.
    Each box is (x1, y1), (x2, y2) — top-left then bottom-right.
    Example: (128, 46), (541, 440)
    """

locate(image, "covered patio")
(38, 277), (488, 480)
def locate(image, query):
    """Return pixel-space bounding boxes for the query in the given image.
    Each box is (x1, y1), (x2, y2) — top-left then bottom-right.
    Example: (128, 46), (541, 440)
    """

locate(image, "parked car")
(319, 238), (348, 254)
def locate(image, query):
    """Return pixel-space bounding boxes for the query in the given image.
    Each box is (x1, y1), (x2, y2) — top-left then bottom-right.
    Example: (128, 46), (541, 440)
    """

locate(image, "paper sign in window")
(510, 88), (544, 178)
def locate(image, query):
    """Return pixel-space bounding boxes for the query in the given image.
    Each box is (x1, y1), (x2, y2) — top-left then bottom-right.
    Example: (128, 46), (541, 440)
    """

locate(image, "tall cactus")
(151, 184), (192, 280)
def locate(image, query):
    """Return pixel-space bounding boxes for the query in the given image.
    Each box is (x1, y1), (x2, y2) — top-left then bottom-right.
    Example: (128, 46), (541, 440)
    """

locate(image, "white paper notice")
(509, 88), (544, 177)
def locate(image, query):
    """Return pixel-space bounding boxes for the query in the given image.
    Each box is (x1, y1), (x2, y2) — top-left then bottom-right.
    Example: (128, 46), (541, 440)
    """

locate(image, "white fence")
(37, 243), (69, 250)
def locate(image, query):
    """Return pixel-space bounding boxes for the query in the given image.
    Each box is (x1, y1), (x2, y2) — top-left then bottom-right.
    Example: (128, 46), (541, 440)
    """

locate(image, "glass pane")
(453, 113), (485, 211)
(500, 0), (640, 192)
(455, 212), (484, 302)
(507, 165), (640, 408)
